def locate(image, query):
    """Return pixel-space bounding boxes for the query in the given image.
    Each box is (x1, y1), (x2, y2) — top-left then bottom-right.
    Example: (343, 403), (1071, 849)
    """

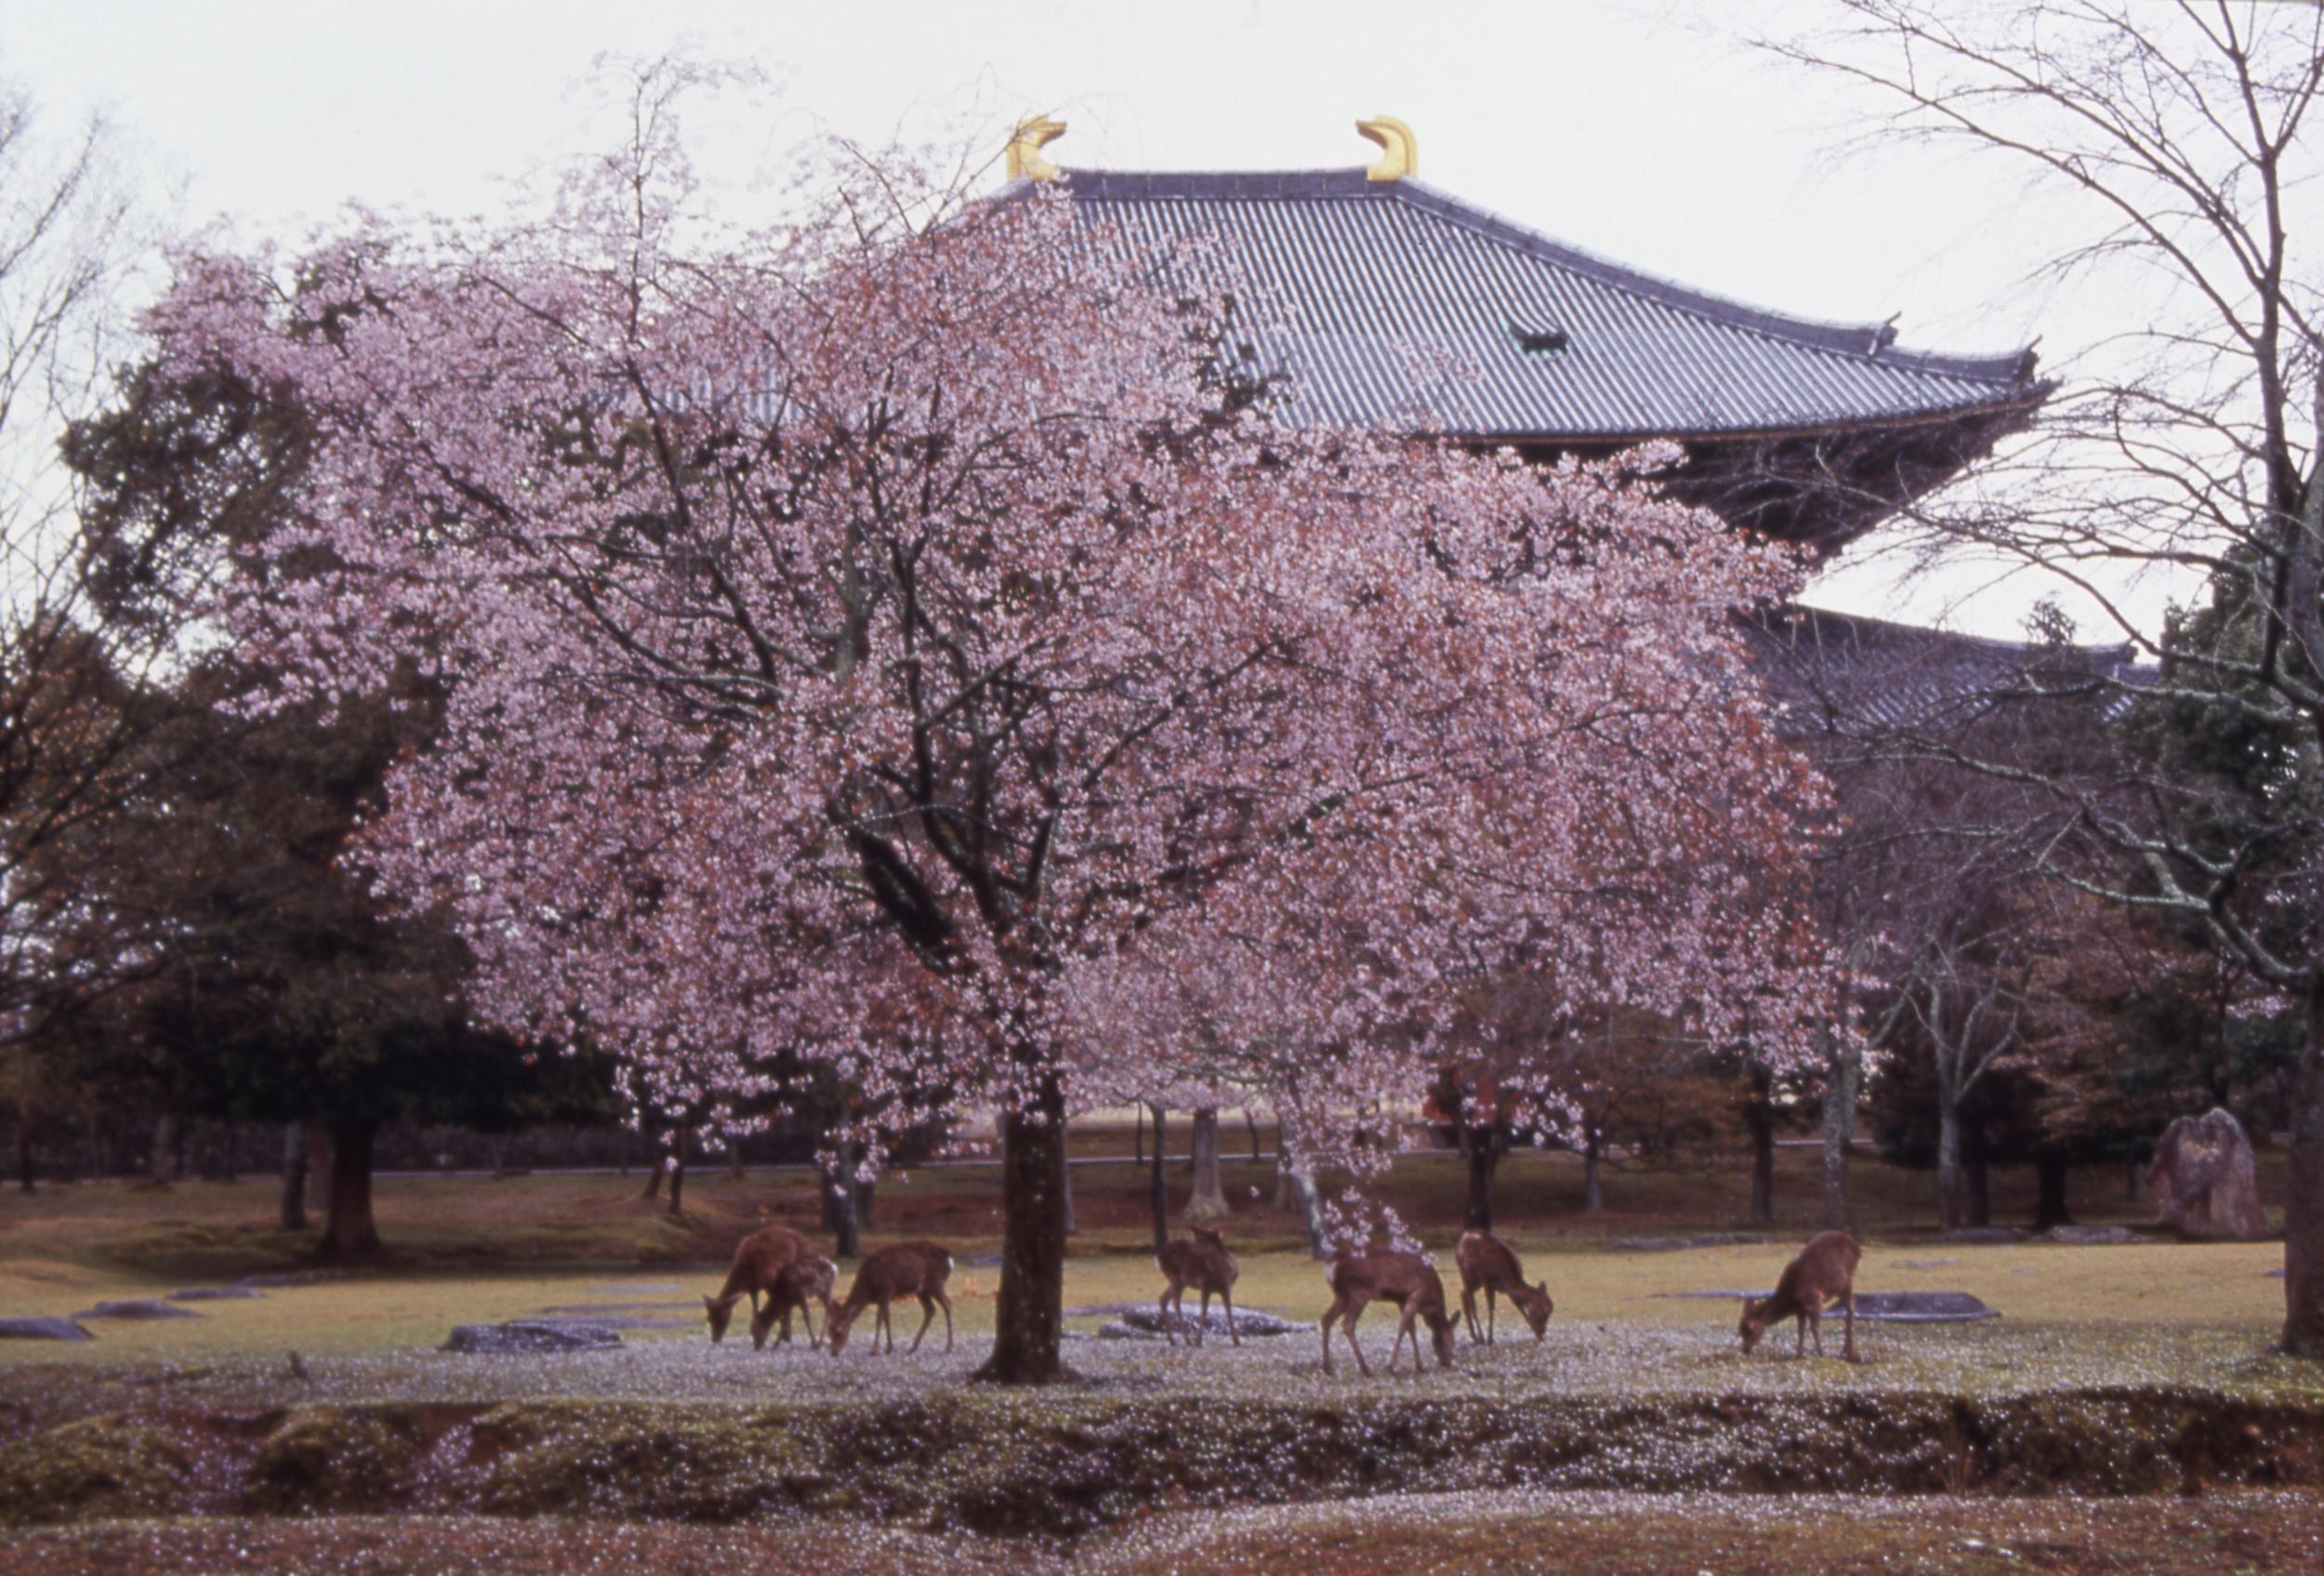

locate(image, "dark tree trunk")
(1146, 1104), (1169, 1254)
(1583, 1128), (1604, 1214)
(2034, 1153), (2073, 1230)
(640, 1156), (666, 1200)
(975, 1072), (1072, 1384)
(1965, 1137), (1992, 1230)
(1462, 1121), (1497, 1232)
(146, 1112), (175, 1188)
(1246, 1109), (1263, 1161)
(308, 1126), (334, 1218)
(823, 1142), (863, 1259)
(1185, 1107), (1228, 1221)
(2279, 996), (2324, 1357)
(489, 1137), (508, 1180)
(1746, 1065), (1776, 1227)
(316, 1119), (382, 1260)
(279, 1122), (309, 1231)
(2126, 1155), (2146, 1201)
(1062, 1141), (1077, 1238)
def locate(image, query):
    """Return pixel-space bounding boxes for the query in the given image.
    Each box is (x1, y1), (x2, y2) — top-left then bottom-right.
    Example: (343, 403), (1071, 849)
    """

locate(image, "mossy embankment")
(5, 1388), (2319, 1536)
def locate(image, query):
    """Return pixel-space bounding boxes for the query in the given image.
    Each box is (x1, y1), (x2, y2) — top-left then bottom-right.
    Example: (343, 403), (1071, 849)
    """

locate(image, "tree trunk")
(1184, 1107), (1229, 1221)
(1746, 1065), (1776, 1227)
(2034, 1153), (2073, 1230)
(1288, 1166), (1328, 1258)
(1583, 1128), (1604, 1214)
(1937, 1101), (1965, 1232)
(489, 1137), (508, 1180)
(1820, 1030), (1861, 1231)
(308, 1125), (334, 1218)
(1062, 1142), (1077, 1238)
(640, 1155), (666, 1201)
(824, 1143), (863, 1259)
(726, 1136), (746, 1180)
(279, 1122), (309, 1231)
(1462, 1121), (1497, 1231)
(976, 1071), (1072, 1384)
(316, 1119), (382, 1259)
(15, 1097), (33, 1193)
(1146, 1105), (1169, 1253)
(1132, 1104), (1143, 1166)
(2278, 999), (2324, 1357)
(1246, 1109), (1263, 1161)
(1965, 1138), (1992, 1228)
(2126, 1154), (2146, 1201)
(666, 1125), (689, 1217)
(145, 1112), (175, 1188)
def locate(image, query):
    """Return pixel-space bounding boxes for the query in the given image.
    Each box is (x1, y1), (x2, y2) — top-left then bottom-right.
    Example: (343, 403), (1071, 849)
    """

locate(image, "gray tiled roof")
(1743, 605), (2146, 739)
(1061, 168), (2044, 441)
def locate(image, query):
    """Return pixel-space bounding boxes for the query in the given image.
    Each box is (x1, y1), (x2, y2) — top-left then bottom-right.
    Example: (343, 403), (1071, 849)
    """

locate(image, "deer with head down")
(749, 1253), (837, 1351)
(703, 1223), (811, 1344)
(1455, 1229), (1553, 1345)
(1320, 1250), (1458, 1378)
(1739, 1229), (1862, 1363)
(1155, 1225), (1240, 1345)
(826, 1240), (955, 1357)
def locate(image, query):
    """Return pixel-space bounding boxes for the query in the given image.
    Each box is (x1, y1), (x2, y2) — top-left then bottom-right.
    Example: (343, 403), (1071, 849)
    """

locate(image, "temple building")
(1010, 115), (2112, 733)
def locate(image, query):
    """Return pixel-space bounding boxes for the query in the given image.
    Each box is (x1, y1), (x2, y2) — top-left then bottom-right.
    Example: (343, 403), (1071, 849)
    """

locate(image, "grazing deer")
(703, 1223), (812, 1344)
(1738, 1229), (1862, 1363)
(1319, 1250), (1458, 1378)
(750, 1254), (838, 1351)
(1155, 1225), (1241, 1346)
(1454, 1230), (1553, 1345)
(826, 1240), (955, 1357)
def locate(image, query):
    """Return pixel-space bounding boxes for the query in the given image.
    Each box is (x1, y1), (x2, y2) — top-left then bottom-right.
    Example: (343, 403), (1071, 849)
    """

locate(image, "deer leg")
(1160, 1281), (1180, 1346)
(1343, 1295), (1373, 1376)
(1321, 1292), (1348, 1373)
(909, 1292), (937, 1353)
(1842, 1290), (1858, 1365)
(1196, 1288), (1213, 1347)
(937, 1289), (954, 1352)
(878, 1300), (894, 1355)
(1461, 1281), (1481, 1344)
(1486, 1287), (1498, 1346)
(1808, 1303), (1825, 1358)
(1221, 1285), (1240, 1347)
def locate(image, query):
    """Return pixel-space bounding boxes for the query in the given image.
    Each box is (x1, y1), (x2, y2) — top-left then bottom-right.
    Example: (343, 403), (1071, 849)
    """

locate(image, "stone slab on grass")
(442, 1320), (624, 1355)
(0, 1317), (92, 1342)
(2042, 1225), (2137, 1245)
(1096, 1306), (1312, 1341)
(169, 1287), (263, 1303)
(1940, 1227), (2027, 1243)
(1607, 1233), (1773, 1252)
(1653, 1290), (1999, 1323)
(74, 1300), (204, 1321)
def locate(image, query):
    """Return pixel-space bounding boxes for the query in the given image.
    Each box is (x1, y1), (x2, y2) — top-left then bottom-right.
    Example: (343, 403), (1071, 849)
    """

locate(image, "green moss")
(0, 1412), (193, 1525)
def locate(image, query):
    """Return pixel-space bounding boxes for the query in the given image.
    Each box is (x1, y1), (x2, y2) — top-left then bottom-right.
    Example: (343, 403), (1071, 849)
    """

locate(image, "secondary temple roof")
(1061, 166), (2044, 444)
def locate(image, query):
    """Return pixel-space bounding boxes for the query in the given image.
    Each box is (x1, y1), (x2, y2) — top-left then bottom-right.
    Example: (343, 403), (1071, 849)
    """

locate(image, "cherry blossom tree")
(154, 85), (1835, 1382)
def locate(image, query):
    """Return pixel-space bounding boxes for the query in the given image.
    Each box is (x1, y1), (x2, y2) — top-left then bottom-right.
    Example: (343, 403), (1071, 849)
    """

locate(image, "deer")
(1319, 1250), (1458, 1378)
(1738, 1229), (1863, 1363)
(703, 1223), (812, 1344)
(826, 1240), (956, 1357)
(749, 1253), (837, 1351)
(1454, 1230), (1553, 1345)
(1155, 1224), (1241, 1346)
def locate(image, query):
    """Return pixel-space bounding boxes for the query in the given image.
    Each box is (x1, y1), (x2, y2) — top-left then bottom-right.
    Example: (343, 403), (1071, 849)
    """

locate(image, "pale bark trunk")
(1184, 1106), (1229, 1221)
(1146, 1105), (1169, 1253)
(1288, 1167), (1328, 1259)
(308, 1125), (333, 1218)
(1820, 1030), (1861, 1232)
(1583, 1128), (1604, 1214)
(1937, 1099), (1964, 1232)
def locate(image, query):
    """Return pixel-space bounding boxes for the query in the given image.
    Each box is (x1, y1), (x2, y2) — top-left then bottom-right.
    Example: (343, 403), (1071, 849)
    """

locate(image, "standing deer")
(1155, 1225), (1240, 1345)
(750, 1254), (837, 1351)
(826, 1240), (956, 1356)
(1454, 1230), (1553, 1345)
(1738, 1229), (1862, 1363)
(703, 1223), (812, 1344)
(1319, 1250), (1458, 1378)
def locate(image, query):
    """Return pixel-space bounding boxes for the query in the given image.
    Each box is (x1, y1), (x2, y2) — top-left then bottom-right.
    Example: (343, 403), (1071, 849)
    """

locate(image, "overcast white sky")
(0, 0), (2163, 638)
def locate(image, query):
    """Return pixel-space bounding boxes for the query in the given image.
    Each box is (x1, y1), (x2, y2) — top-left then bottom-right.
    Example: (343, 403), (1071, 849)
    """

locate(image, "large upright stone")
(2147, 1107), (2268, 1240)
